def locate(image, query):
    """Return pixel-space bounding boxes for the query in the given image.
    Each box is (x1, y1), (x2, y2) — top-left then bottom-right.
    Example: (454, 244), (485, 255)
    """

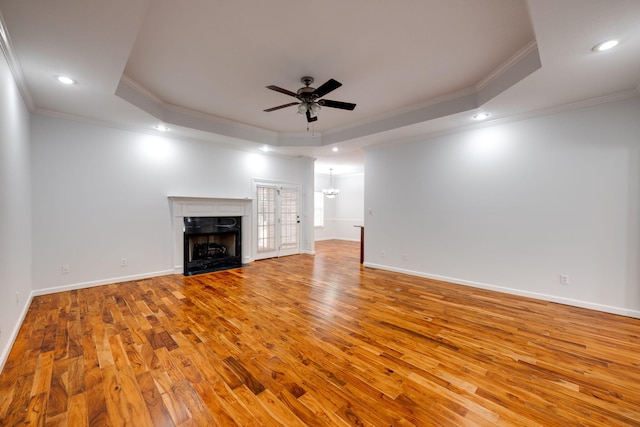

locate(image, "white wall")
(31, 114), (313, 291)
(314, 172), (364, 241)
(0, 48), (32, 368)
(364, 96), (640, 318)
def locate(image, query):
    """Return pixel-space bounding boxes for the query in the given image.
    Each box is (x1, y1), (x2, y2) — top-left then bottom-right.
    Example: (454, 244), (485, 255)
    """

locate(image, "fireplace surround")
(169, 197), (253, 275)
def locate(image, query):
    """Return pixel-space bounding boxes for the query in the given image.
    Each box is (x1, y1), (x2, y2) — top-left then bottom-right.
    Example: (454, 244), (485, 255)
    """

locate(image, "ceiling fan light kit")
(264, 76), (356, 124)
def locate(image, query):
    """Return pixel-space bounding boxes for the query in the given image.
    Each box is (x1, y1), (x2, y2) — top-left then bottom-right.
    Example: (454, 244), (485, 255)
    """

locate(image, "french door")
(255, 182), (300, 260)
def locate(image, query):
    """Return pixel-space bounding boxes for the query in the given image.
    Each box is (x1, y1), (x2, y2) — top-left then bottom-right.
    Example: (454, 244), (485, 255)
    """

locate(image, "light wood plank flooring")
(1, 240), (640, 426)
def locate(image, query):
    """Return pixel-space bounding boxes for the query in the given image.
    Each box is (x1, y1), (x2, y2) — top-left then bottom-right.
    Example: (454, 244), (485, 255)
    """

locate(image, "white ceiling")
(1, 0), (639, 174)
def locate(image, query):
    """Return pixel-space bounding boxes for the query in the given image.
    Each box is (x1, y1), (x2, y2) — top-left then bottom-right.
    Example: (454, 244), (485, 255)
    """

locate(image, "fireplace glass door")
(256, 184), (300, 259)
(183, 216), (242, 275)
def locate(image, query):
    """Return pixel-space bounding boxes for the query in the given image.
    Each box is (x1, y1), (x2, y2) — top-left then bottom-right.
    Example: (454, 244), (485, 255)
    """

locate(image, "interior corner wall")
(30, 114), (312, 292)
(314, 172), (364, 241)
(364, 96), (640, 318)
(0, 49), (32, 368)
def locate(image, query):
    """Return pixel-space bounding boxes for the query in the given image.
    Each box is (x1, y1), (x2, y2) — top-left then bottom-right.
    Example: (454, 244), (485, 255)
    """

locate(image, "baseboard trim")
(363, 262), (640, 319)
(0, 293), (35, 373)
(31, 269), (175, 297)
(315, 237), (360, 243)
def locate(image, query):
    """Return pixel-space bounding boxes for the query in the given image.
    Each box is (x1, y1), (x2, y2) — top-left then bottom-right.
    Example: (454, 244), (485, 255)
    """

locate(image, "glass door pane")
(280, 187), (299, 250)
(257, 186), (276, 252)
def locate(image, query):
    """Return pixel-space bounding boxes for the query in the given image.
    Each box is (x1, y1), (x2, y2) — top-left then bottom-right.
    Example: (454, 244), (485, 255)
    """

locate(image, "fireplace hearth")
(184, 216), (242, 275)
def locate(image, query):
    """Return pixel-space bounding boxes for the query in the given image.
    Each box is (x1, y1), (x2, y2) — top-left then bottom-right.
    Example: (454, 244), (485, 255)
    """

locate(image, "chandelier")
(322, 168), (340, 198)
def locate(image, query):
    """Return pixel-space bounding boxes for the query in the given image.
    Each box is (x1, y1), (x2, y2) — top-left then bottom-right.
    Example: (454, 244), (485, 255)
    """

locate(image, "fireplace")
(184, 216), (242, 275)
(169, 196), (253, 275)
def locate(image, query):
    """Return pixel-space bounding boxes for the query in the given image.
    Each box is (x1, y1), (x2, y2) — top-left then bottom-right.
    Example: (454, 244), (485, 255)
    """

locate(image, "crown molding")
(496, 89), (640, 127)
(363, 89), (640, 152)
(0, 10), (34, 111)
(476, 39), (539, 92)
(119, 74), (165, 105)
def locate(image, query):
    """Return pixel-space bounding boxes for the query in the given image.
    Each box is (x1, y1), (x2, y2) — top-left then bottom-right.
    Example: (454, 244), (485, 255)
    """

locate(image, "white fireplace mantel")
(168, 196), (254, 273)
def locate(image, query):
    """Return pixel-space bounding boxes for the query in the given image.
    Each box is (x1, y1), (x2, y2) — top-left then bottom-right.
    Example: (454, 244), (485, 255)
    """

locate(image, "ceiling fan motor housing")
(297, 86), (317, 102)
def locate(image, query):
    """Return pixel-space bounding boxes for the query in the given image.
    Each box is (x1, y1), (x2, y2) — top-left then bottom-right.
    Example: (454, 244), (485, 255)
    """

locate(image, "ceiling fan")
(264, 76), (356, 123)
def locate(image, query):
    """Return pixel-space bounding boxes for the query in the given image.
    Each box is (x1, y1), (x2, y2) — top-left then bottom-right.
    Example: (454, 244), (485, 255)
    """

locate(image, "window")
(314, 191), (324, 227)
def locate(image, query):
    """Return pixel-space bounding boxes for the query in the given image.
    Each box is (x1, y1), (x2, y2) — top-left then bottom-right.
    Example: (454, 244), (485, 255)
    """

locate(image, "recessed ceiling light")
(260, 145), (270, 152)
(55, 75), (76, 85)
(592, 39), (619, 52)
(332, 147), (338, 152)
(473, 112), (490, 121)
(154, 124), (170, 132)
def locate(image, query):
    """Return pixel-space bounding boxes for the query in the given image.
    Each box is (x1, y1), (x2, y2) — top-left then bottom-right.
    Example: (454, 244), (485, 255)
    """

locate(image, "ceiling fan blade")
(266, 85), (298, 98)
(319, 99), (356, 110)
(306, 110), (318, 123)
(263, 102), (299, 112)
(312, 79), (342, 98)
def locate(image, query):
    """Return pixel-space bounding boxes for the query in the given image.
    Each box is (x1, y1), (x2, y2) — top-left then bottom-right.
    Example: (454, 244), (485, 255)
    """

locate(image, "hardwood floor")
(1, 240), (640, 426)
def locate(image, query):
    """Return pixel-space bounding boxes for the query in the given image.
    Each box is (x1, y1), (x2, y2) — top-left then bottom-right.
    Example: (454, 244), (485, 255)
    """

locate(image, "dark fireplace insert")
(183, 216), (242, 275)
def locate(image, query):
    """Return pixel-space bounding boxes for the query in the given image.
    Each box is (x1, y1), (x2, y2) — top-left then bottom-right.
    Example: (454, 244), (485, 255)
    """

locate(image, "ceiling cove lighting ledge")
(115, 43), (541, 148)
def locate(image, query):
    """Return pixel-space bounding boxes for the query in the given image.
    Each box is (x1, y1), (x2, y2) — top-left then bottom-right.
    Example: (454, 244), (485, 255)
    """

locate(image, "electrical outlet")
(15, 292), (19, 304)
(560, 274), (569, 285)
(61, 265), (70, 274)
(402, 254), (407, 261)
(121, 258), (127, 266)
(380, 250), (386, 258)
